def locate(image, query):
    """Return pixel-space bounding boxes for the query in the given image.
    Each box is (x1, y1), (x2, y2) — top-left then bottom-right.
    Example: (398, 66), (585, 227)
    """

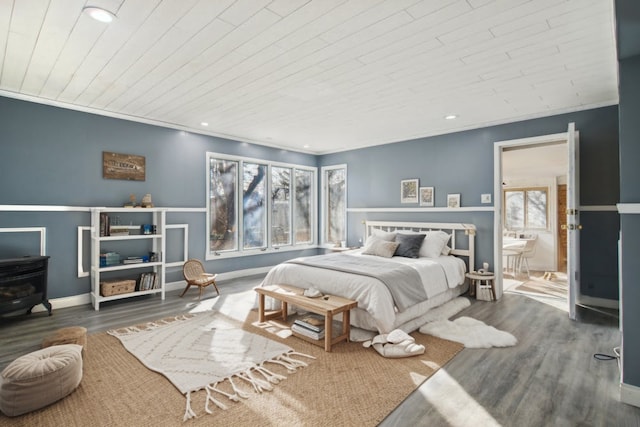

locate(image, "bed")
(259, 221), (476, 334)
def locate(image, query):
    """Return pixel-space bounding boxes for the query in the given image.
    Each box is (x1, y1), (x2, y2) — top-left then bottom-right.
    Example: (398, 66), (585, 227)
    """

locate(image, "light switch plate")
(481, 194), (492, 204)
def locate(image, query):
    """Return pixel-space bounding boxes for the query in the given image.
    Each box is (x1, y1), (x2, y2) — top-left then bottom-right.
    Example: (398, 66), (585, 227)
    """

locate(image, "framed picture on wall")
(401, 179), (419, 203)
(419, 187), (434, 206)
(103, 151), (146, 181)
(447, 193), (461, 208)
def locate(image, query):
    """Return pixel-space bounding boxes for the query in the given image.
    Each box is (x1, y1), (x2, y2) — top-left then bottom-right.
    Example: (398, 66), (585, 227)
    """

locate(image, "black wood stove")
(0, 256), (52, 316)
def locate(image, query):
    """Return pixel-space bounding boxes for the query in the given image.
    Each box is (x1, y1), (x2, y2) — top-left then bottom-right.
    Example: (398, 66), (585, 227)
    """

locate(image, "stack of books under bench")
(291, 315), (325, 340)
(254, 284), (358, 352)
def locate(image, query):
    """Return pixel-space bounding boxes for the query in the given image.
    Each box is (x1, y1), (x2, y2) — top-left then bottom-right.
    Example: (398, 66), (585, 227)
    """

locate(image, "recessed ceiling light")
(444, 114), (458, 120)
(83, 6), (116, 23)
(303, 144), (310, 149)
(200, 122), (208, 126)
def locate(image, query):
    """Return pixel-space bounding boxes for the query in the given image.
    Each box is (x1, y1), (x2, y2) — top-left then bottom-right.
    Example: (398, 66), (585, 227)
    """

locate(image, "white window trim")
(503, 185), (551, 231)
(320, 164), (347, 248)
(206, 152), (317, 260)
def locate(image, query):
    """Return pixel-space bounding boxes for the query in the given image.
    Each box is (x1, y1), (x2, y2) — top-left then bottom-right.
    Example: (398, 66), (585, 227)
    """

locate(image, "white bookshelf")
(90, 207), (166, 310)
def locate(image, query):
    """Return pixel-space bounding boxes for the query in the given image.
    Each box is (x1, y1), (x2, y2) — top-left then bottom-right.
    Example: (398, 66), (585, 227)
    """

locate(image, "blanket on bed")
(286, 253), (426, 312)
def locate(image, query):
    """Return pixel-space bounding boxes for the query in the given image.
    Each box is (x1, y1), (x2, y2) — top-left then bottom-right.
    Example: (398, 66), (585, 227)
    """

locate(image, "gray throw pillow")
(394, 233), (426, 258)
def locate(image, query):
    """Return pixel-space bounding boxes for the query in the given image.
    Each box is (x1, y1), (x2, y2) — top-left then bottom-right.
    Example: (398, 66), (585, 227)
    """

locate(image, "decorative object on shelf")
(400, 179), (419, 203)
(99, 252), (120, 267)
(141, 193), (153, 208)
(100, 279), (136, 297)
(419, 186), (434, 207)
(103, 151), (145, 181)
(124, 194), (137, 208)
(447, 193), (461, 208)
(140, 224), (155, 235)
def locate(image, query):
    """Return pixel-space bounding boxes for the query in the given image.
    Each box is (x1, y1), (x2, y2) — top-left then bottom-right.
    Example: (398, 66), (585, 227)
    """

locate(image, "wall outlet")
(481, 194), (492, 204)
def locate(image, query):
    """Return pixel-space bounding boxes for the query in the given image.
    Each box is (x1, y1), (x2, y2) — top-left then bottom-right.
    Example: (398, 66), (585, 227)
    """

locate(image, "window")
(294, 170), (313, 244)
(504, 187), (548, 230)
(207, 153), (316, 258)
(209, 158), (238, 252)
(243, 162), (267, 249)
(321, 165), (347, 246)
(271, 166), (291, 246)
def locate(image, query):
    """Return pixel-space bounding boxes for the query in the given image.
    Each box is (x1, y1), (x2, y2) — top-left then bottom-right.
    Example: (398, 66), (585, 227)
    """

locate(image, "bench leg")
(325, 313), (333, 352)
(258, 293), (266, 322)
(343, 310), (350, 342)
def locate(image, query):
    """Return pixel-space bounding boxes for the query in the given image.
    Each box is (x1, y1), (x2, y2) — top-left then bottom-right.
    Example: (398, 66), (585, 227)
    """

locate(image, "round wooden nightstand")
(466, 272), (496, 301)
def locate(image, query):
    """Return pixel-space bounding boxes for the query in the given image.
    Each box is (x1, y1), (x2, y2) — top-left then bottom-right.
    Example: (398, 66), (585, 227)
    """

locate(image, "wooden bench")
(255, 284), (357, 352)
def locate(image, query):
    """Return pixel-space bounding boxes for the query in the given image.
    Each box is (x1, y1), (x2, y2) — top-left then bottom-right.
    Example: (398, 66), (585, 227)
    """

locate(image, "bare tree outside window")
(295, 170), (313, 244)
(324, 167), (346, 245)
(209, 159), (238, 251)
(207, 152), (316, 257)
(243, 163), (266, 249)
(504, 188), (548, 230)
(272, 167), (291, 246)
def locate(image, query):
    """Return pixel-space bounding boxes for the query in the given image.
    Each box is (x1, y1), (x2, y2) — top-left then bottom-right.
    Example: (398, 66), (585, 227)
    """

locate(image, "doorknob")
(562, 224), (583, 230)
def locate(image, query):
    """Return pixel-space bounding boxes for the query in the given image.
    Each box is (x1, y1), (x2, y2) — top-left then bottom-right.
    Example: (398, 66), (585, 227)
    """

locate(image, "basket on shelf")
(100, 279), (136, 297)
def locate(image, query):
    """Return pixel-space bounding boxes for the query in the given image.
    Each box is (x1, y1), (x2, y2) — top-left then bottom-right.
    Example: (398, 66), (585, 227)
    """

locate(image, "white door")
(566, 122), (580, 320)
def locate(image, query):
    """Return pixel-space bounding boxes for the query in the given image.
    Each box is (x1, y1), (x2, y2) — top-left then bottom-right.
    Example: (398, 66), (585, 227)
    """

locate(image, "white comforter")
(259, 250), (467, 333)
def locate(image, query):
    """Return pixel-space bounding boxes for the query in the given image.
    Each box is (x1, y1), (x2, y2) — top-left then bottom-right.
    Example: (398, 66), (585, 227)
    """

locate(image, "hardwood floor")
(1, 275), (639, 426)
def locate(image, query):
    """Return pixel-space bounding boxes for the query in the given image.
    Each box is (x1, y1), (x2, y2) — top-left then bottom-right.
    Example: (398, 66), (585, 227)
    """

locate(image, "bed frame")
(364, 220), (476, 271)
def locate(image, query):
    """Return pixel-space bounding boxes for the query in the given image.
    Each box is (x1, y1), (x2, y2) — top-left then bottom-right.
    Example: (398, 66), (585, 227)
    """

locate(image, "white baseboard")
(620, 382), (640, 408)
(31, 293), (91, 313)
(577, 294), (619, 310)
(31, 266), (273, 312)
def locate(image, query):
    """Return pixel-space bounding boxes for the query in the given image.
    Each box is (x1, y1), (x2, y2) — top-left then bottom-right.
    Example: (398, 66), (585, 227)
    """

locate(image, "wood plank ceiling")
(0, 0), (618, 154)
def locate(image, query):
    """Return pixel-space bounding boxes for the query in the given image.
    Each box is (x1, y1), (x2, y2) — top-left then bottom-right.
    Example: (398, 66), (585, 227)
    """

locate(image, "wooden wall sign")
(103, 151), (145, 181)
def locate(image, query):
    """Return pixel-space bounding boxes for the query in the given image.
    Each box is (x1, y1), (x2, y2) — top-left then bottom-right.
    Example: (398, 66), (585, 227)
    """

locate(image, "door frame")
(493, 131), (571, 300)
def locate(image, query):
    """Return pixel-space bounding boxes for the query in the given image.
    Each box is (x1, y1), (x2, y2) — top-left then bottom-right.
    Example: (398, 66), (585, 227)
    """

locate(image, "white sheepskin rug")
(419, 317), (517, 348)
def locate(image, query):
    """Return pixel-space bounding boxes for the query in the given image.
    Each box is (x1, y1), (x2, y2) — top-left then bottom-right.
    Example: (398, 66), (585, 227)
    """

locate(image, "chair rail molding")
(617, 203), (640, 214)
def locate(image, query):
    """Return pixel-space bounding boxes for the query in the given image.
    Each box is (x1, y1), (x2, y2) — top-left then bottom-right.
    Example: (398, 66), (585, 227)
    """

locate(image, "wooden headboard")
(364, 220), (476, 270)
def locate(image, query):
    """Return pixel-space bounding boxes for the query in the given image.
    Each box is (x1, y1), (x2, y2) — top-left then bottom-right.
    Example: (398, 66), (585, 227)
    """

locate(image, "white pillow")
(420, 231), (452, 258)
(362, 236), (399, 258)
(371, 229), (396, 241)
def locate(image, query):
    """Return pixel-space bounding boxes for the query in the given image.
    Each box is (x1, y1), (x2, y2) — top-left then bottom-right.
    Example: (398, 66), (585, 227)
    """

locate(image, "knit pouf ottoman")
(42, 326), (87, 356)
(0, 344), (83, 417)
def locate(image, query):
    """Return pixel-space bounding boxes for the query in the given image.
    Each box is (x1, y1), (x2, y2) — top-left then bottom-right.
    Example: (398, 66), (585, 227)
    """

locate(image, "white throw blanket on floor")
(108, 314), (313, 421)
(419, 316), (517, 348)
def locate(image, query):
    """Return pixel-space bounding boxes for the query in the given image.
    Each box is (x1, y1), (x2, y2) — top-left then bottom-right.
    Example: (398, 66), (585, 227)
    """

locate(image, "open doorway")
(499, 141), (569, 310)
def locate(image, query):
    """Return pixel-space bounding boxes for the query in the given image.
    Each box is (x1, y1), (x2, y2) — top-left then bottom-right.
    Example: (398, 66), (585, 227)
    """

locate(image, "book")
(292, 323), (325, 340)
(138, 272), (155, 291)
(109, 226), (130, 236)
(294, 315), (325, 333)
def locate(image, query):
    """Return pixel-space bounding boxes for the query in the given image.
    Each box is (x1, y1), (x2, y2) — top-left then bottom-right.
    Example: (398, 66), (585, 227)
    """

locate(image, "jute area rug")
(2, 310), (463, 427)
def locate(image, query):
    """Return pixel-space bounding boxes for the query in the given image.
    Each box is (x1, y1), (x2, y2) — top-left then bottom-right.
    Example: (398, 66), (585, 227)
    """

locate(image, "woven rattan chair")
(180, 259), (219, 300)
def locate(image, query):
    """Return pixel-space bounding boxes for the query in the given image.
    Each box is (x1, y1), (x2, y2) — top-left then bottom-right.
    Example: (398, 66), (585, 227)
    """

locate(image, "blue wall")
(0, 96), (318, 298)
(320, 106), (620, 298)
(0, 97), (621, 306)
